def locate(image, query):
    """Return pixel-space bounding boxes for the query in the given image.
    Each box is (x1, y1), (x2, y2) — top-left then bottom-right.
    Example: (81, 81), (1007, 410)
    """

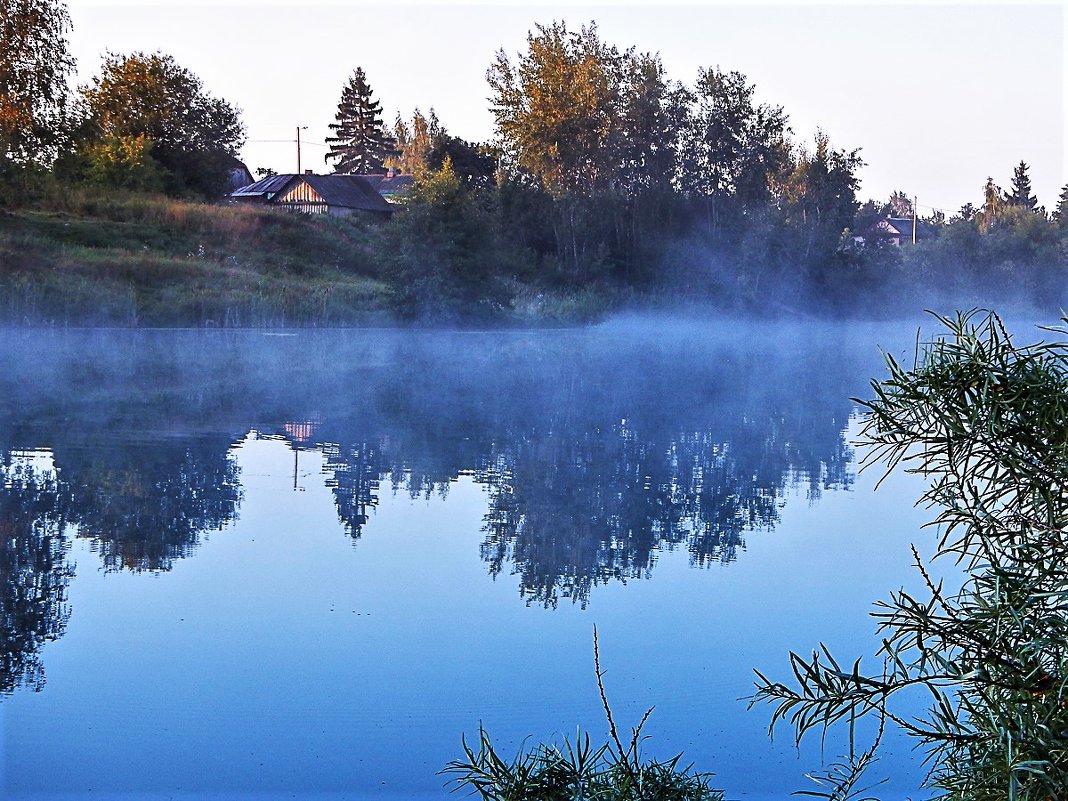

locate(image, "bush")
(754, 310), (1068, 799)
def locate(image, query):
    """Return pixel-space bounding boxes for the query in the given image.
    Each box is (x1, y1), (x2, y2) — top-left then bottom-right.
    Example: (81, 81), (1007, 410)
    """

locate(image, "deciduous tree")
(487, 21), (623, 198)
(677, 67), (790, 222)
(81, 51), (245, 196)
(0, 0), (76, 168)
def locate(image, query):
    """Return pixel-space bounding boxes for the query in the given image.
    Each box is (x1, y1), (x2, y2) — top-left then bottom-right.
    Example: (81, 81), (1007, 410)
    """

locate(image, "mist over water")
(0, 316), (1013, 799)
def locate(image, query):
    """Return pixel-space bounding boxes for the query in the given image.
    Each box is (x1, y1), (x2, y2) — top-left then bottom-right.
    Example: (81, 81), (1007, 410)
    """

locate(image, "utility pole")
(912, 195), (918, 245)
(296, 125), (308, 174)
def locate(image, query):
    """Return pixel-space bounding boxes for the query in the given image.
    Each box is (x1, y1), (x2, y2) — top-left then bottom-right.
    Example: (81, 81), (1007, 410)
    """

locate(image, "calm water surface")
(0, 319), (946, 799)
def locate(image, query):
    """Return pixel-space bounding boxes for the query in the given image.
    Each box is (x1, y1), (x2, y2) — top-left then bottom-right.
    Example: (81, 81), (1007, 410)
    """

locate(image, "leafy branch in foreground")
(443, 626), (722, 801)
(752, 310), (1068, 800)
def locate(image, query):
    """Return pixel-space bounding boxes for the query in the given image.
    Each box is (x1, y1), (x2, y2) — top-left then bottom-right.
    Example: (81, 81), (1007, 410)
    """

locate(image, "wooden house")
(854, 216), (937, 248)
(230, 173), (395, 218)
(229, 174), (293, 204)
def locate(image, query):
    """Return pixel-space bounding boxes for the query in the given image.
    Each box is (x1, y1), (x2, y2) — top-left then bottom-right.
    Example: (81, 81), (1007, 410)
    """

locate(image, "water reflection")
(0, 324), (873, 693)
(61, 438), (241, 572)
(0, 453), (73, 693)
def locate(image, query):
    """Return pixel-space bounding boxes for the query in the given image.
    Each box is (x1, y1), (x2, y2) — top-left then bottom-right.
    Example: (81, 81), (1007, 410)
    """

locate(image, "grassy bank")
(0, 191), (396, 326)
(0, 189), (619, 327)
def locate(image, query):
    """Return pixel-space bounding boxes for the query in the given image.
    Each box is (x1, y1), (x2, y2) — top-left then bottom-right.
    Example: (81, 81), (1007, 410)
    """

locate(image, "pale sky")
(65, 1), (1066, 214)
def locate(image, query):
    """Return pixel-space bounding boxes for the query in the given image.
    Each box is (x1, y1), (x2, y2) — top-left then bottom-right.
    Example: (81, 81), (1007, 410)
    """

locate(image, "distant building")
(228, 172), (395, 218)
(854, 216), (937, 248)
(228, 174), (292, 204)
(360, 171), (416, 203)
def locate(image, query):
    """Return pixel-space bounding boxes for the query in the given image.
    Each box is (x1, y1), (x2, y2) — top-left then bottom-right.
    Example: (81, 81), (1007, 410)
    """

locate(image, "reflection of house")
(229, 171), (408, 216)
(854, 216), (936, 247)
(283, 419), (320, 445)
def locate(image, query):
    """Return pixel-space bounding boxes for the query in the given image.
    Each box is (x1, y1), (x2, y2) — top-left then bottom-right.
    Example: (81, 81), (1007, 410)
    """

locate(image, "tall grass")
(443, 628), (723, 801)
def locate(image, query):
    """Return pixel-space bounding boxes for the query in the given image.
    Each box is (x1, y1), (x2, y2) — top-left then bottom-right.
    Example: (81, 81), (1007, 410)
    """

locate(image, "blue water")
(0, 320), (945, 799)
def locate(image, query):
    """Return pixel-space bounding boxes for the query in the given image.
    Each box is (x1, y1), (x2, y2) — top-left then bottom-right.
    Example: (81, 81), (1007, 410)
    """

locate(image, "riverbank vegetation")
(447, 311), (1068, 799)
(755, 311), (1068, 798)
(3, 3), (1067, 325)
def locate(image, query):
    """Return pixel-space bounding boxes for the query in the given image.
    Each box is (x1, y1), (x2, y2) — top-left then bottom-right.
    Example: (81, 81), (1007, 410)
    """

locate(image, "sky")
(64, 1), (1066, 214)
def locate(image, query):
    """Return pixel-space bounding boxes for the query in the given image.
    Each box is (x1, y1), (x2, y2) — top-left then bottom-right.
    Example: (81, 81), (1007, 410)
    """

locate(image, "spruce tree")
(1053, 183), (1068, 229)
(325, 68), (393, 174)
(1004, 160), (1038, 210)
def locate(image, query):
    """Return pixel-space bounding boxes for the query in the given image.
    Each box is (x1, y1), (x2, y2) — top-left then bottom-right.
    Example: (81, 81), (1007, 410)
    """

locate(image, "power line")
(248, 138), (328, 147)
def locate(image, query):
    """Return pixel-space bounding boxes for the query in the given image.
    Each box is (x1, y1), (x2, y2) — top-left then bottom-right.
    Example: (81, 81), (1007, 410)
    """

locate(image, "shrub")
(753, 310), (1068, 799)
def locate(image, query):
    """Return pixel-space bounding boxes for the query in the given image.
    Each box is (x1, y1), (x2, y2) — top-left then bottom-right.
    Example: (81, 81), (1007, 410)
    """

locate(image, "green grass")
(0, 191), (392, 326)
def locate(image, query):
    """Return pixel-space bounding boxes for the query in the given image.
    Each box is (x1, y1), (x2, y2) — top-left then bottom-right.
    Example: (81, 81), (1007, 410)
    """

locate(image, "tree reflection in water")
(0, 324), (875, 693)
(0, 454), (73, 694)
(61, 438), (241, 572)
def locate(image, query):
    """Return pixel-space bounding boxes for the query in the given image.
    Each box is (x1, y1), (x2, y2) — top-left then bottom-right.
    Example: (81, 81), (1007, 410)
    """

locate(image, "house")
(229, 173), (395, 218)
(360, 171), (415, 203)
(854, 216), (937, 248)
(228, 173), (293, 204)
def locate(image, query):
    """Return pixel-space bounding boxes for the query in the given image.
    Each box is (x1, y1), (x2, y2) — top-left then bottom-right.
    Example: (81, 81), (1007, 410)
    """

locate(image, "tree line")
(3, 1), (1067, 320)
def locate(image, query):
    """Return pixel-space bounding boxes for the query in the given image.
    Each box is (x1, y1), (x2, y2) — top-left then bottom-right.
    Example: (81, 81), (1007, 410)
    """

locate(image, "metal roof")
(360, 174), (416, 196)
(229, 174), (293, 198)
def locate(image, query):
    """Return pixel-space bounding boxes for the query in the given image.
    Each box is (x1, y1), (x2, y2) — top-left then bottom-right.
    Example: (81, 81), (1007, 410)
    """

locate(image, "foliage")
(80, 51), (244, 197)
(1054, 184), (1068, 229)
(444, 629), (723, 801)
(325, 67), (393, 175)
(388, 107), (440, 176)
(78, 134), (164, 192)
(1004, 161), (1038, 211)
(0, 0), (76, 169)
(676, 67), (790, 215)
(753, 310), (1068, 800)
(488, 21), (623, 198)
(381, 158), (515, 322)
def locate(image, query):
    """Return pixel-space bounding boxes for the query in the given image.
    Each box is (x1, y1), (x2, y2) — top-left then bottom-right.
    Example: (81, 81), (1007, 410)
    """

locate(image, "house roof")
(278, 174), (394, 213)
(360, 173), (416, 197)
(230, 174), (292, 199)
(861, 216), (937, 242)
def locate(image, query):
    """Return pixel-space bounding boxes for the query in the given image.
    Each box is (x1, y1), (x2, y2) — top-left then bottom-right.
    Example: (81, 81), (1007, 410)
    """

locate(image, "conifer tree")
(325, 68), (393, 174)
(1052, 183), (1068, 229)
(1004, 160), (1038, 210)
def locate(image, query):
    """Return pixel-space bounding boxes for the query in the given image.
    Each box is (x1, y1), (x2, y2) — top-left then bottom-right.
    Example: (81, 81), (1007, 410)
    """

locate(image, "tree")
(1004, 160), (1038, 211)
(677, 67), (790, 223)
(381, 158), (513, 321)
(80, 51), (245, 196)
(325, 68), (393, 175)
(778, 131), (862, 264)
(977, 175), (1005, 232)
(487, 21), (624, 198)
(0, 0), (75, 169)
(888, 190), (912, 217)
(388, 107), (440, 176)
(1055, 183), (1068, 229)
(79, 133), (164, 192)
(428, 134), (497, 188)
(755, 311), (1068, 800)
